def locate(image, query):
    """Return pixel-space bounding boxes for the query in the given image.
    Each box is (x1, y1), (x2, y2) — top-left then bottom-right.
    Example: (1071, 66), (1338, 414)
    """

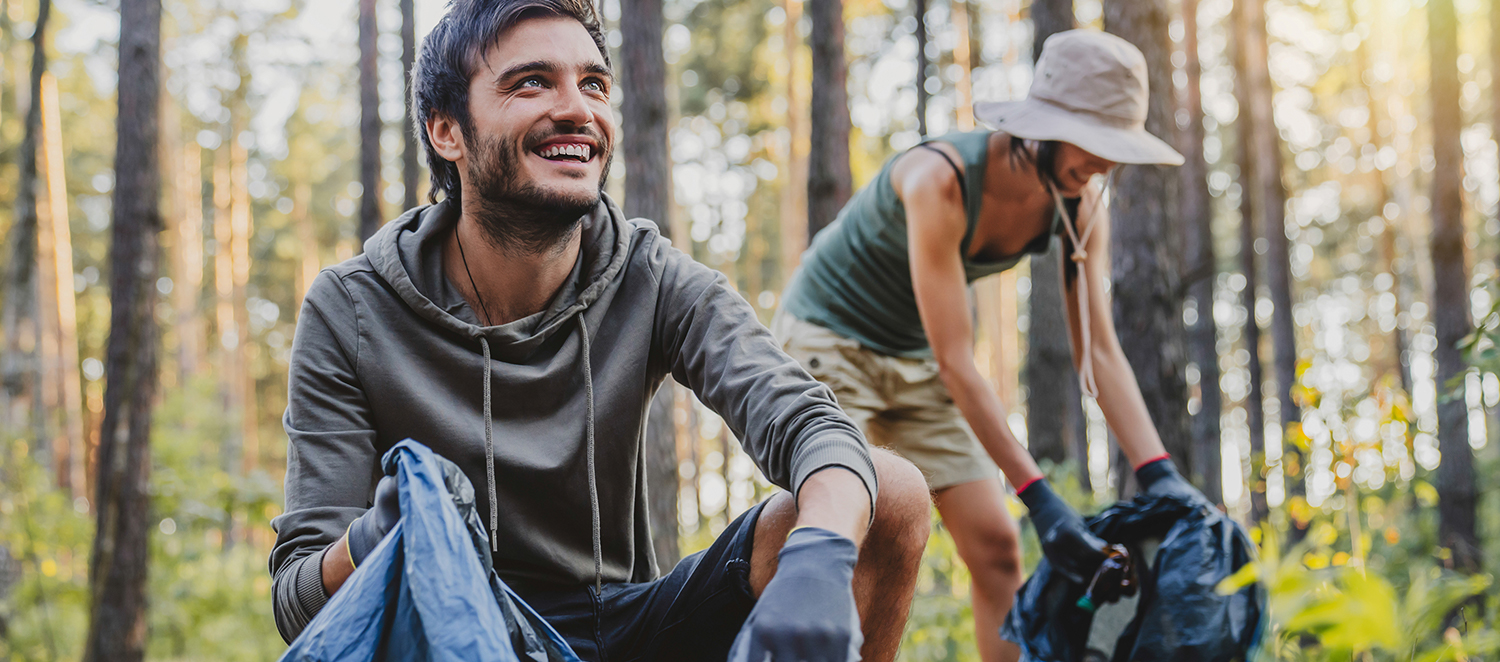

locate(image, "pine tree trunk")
(83, 0), (161, 658)
(1179, 0), (1222, 503)
(1024, 0), (1089, 486)
(359, 0), (383, 242)
(1103, 0), (1192, 472)
(1428, 0), (1480, 574)
(173, 143), (205, 379)
(402, 0), (419, 211)
(1, 0), (49, 445)
(914, 0), (928, 137)
(806, 0), (851, 241)
(1231, 0), (1268, 524)
(779, 0), (809, 274)
(622, 0), (680, 570)
(40, 71), (85, 496)
(1241, 0), (1304, 526)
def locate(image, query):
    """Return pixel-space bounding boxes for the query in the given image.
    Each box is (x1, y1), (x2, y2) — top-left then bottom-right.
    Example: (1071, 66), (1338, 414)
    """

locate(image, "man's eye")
(583, 79), (606, 92)
(521, 77), (545, 88)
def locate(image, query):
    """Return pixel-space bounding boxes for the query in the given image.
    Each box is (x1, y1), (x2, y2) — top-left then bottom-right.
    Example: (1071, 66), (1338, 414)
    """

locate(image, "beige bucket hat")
(974, 29), (1183, 166)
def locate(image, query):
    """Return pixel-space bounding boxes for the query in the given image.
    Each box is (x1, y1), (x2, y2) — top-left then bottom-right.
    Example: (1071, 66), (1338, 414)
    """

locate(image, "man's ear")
(427, 113), (466, 163)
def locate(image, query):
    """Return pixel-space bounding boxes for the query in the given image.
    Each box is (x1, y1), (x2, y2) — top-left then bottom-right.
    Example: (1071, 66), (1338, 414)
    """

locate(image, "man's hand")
(1017, 478), (1108, 584)
(731, 527), (863, 662)
(1135, 456), (1213, 511)
(346, 475), (401, 567)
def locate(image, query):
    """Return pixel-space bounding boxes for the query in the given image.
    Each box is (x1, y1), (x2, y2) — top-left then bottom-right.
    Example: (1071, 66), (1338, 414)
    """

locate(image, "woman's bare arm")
(1059, 183), (1169, 468)
(893, 146), (1044, 488)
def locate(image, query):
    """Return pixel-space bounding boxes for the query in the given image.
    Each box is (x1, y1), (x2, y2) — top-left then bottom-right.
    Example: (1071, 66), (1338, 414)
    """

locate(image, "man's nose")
(550, 82), (593, 127)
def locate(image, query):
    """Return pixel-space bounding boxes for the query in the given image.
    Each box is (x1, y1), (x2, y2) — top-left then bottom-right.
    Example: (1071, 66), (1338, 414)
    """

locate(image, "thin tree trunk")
(1350, 0), (1411, 396)
(914, 0), (928, 137)
(174, 143), (204, 379)
(806, 0), (852, 241)
(1024, 0), (1089, 487)
(779, 0), (809, 275)
(40, 71), (85, 497)
(1231, 0), (1268, 524)
(1, 0), (49, 446)
(622, 0), (679, 570)
(402, 0), (419, 211)
(231, 133), (257, 473)
(295, 184), (319, 307)
(83, 0), (161, 658)
(1428, 0), (1480, 574)
(1179, 0), (1222, 503)
(1103, 0), (1192, 472)
(359, 0), (383, 242)
(1242, 0), (1304, 527)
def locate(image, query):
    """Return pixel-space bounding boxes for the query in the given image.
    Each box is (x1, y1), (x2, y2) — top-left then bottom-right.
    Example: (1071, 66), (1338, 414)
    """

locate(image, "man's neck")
(445, 213), (582, 327)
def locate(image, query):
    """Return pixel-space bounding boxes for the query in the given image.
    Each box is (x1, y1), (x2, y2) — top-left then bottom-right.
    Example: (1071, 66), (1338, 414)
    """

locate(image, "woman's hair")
(1006, 136), (1065, 192)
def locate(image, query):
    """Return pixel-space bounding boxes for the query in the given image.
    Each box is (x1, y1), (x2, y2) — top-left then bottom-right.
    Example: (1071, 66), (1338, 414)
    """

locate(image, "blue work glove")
(346, 474), (400, 567)
(729, 527), (863, 662)
(1135, 456), (1214, 511)
(1017, 478), (1109, 584)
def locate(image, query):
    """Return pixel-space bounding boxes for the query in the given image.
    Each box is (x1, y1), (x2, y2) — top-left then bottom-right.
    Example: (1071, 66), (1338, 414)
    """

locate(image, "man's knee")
(866, 448), (931, 558)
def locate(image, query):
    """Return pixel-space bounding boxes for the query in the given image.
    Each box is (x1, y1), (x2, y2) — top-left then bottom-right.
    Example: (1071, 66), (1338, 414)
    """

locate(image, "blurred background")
(1, 0), (1498, 659)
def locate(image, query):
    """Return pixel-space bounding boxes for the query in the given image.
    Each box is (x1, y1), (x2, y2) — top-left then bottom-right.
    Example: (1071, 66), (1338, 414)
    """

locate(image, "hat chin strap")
(1048, 170), (1114, 400)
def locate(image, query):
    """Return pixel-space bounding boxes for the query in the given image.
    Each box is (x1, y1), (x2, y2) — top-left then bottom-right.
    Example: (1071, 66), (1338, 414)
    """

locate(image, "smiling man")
(267, 1), (930, 660)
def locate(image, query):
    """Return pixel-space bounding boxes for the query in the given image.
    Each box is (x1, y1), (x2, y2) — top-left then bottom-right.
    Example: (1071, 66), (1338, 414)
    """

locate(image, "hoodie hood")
(364, 194), (634, 362)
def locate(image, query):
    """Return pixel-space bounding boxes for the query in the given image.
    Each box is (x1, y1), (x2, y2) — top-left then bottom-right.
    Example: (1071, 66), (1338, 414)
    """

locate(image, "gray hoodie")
(269, 196), (876, 642)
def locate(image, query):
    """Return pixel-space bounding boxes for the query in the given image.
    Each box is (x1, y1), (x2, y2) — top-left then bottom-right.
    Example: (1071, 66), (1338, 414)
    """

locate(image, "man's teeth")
(539, 143), (591, 160)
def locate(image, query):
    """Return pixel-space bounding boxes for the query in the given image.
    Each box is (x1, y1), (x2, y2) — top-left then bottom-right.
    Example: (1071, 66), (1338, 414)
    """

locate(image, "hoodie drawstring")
(477, 320), (601, 594)
(481, 337), (498, 553)
(577, 317), (602, 594)
(1050, 170), (1114, 401)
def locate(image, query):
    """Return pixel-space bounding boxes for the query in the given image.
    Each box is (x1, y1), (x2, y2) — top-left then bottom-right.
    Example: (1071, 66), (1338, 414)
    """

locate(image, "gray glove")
(348, 452), (491, 574)
(729, 527), (863, 662)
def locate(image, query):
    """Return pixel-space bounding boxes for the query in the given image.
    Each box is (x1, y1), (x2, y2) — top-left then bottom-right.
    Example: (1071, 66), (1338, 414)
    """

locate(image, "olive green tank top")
(782, 130), (1063, 358)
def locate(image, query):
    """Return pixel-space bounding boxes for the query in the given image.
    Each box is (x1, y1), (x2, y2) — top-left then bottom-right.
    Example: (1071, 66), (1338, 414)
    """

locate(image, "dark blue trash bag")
(279, 439), (582, 662)
(1001, 494), (1264, 662)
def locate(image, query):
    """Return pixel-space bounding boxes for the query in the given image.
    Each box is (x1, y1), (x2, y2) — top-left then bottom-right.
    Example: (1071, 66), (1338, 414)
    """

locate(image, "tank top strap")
(916, 131), (990, 256)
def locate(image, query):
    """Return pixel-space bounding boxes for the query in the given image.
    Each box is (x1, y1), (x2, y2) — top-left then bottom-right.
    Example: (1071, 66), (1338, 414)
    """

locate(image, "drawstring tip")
(490, 530), (499, 553)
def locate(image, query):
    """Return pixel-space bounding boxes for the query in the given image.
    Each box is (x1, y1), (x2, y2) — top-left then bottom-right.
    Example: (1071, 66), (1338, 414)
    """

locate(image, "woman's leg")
(933, 478), (1024, 662)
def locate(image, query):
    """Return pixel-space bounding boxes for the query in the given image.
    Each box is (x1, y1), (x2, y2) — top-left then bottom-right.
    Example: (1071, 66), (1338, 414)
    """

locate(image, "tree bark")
(359, 0), (383, 242)
(806, 0), (852, 241)
(1179, 0), (1222, 503)
(83, 0), (161, 659)
(621, 0), (680, 570)
(1428, 0), (1480, 574)
(1241, 0), (1304, 524)
(402, 0), (419, 211)
(1024, 0), (1089, 487)
(1231, 0), (1268, 524)
(914, 0), (928, 137)
(1103, 0), (1192, 475)
(1, 0), (49, 448)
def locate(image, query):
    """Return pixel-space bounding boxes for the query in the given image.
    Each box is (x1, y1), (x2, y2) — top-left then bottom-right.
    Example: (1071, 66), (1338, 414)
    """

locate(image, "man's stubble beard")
(464, 126), (614, 256)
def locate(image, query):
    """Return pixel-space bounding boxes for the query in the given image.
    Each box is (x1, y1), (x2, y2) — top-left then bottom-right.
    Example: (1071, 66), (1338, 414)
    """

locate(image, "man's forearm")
(321, 533), (356, 595)
(794, 466), (872, 544)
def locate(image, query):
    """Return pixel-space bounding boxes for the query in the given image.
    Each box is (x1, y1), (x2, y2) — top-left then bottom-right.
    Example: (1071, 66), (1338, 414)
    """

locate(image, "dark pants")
(516, 501), (767, 662)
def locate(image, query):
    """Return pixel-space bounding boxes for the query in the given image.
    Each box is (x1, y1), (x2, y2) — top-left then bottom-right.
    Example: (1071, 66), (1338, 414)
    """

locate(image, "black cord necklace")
(455, 226), (493, 326)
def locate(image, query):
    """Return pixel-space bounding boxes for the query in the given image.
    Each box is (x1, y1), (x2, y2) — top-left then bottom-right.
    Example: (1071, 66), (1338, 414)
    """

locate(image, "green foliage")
(0, 377), (287, 661)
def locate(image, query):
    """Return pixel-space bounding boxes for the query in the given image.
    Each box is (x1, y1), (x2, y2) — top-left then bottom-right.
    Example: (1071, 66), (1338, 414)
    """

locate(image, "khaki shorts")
(771, 313), (1000, 491)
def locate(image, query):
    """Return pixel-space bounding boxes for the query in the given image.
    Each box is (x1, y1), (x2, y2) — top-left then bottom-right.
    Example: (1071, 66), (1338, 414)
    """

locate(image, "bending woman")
(773, 30), (1210, 661)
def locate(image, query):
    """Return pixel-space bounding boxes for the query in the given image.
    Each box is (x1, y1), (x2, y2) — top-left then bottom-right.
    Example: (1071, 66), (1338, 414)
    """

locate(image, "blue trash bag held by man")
(279, 439), (582, 662)
(1001, 494), (1265, 662)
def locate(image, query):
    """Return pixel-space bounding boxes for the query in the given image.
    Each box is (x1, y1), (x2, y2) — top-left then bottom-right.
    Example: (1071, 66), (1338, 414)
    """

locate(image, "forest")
(0, 0), (1498, 659)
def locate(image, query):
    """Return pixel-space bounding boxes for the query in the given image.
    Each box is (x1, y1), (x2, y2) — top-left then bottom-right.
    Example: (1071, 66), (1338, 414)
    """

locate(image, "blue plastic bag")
(1001, 494), (1264, 662)
(279, 439), (581, 662)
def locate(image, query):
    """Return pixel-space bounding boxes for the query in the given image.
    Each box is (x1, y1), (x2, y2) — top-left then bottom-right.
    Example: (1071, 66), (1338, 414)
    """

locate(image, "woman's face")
(1052, 143), (1117, 196)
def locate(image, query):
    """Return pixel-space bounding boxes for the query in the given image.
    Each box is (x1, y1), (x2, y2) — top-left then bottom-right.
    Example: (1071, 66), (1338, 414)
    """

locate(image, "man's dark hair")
(413, 0), (611, 204)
